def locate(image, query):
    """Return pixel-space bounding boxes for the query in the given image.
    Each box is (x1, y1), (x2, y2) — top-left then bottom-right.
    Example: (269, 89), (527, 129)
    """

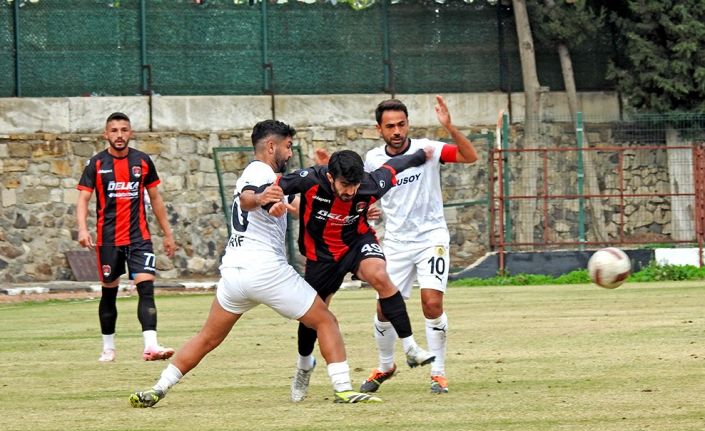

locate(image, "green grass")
(1, 282), (704, 430)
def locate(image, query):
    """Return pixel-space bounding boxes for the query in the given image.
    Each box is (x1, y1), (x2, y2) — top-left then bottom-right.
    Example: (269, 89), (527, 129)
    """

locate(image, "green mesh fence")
(2, 0), (614, 97)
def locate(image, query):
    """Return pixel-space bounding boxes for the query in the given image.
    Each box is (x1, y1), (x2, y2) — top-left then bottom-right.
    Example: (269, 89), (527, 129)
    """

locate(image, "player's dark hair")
(106, 112), (130, 123)
(375, 99), (408, 124)
(328, 150), (364, 184)
(251, 119), (296, 147)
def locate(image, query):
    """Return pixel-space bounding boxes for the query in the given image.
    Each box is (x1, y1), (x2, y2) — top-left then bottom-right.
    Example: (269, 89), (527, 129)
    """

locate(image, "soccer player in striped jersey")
(76, 112), (177, 363)
(130, 120), (380, 407)
(278, 147), (437, 402)
(362, 96), (478, 394)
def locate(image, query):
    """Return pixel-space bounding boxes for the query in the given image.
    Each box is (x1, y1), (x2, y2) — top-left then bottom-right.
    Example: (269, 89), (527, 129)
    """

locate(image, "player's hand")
(268, 200), (297, 217)
(367, 204), (382, 221)
(258, 185), (285, 206)
(314, 148), (330, 165)
(434, 95), (452, 129)
(163, 236), (177, 258)
(77, 229), (95, 249)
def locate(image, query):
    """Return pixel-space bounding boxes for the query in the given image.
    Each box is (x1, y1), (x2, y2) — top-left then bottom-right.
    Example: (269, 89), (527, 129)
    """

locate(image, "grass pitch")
(1, 281), (704, 431)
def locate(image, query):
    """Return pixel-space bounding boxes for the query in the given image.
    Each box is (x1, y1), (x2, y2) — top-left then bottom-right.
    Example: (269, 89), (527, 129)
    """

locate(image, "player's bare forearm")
(148, 190), (177, 257)
(448, 125), (478, 164)
(76, 190), (94, 248)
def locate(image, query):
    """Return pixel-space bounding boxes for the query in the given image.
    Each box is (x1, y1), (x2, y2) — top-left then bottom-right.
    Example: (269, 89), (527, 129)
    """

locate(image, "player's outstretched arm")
(435, 95), (478, 164)
(381, 148), (428, 174)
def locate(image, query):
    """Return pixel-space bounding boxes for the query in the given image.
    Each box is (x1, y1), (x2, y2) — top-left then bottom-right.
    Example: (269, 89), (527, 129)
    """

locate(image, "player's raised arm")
(435, 95), (478, 164)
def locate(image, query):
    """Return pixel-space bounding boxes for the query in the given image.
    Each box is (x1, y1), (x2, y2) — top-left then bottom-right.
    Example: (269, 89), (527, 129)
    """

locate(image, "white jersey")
(364, 138), (449, 245)
(220, 160), (289, 267)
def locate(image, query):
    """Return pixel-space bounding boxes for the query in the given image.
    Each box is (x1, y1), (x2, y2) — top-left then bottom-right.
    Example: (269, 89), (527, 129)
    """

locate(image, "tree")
(609, 1), (705, 241)
(609, 1), (705, 113)
(511, 0), (543, 247)
(527, 0), (609, 244)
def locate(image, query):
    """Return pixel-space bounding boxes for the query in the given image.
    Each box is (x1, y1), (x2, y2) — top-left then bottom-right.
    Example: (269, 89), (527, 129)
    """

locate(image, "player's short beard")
(108, 139), (129, 152)
(385, 135), (408, 150)
(274, 157), (288, 174)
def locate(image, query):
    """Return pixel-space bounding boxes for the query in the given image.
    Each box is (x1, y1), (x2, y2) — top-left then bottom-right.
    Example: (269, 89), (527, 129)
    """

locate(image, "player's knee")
(422, 302), (443, 319)
(136, 280), (154, 298)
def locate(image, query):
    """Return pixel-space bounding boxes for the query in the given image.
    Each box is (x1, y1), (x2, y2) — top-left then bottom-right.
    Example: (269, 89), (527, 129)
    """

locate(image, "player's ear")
(326, 172), (334, 185)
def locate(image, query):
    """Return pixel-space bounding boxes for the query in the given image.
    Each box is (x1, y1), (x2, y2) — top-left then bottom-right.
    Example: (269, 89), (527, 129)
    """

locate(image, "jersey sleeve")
(276, 167), (320, 195)
(363, 152), (377, 173)
(439, 144), (458, 163)
(237, 162), (276, 195)
(379, 148), (426, 177)
(77, 158), (96, 192)
(143, 156), (160, 189)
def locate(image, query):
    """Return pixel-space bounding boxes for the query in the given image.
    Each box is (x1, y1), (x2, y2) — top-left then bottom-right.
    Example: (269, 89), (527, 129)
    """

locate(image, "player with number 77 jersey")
(276, 147), (438, 403)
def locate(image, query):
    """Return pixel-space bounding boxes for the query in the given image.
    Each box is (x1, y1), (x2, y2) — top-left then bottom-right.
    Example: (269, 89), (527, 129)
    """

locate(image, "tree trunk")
(545, 0), (608, 244)
(666, 127), (694, 241)
(512, 0), (541, 248)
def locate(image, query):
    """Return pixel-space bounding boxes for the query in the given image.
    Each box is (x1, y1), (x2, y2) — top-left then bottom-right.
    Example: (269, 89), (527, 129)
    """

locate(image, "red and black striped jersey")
(276, 148), (427, 263)
(77, 148), (160, 246)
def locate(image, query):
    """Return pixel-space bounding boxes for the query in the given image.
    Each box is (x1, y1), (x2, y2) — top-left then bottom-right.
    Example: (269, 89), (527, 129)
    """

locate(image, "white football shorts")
(217, 258), (316, 320)
(383, 241), (450, 300)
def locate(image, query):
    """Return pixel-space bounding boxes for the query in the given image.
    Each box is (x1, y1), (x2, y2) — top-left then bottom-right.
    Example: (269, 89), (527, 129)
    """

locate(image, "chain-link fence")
(492, 113), (705, 266)
(2, 0), (614, 97)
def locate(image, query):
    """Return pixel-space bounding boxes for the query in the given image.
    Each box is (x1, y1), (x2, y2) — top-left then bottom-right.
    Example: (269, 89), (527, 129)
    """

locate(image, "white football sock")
(297, 354), (315, 371)
(373, 316), (397, 372)
(400, 335), (418, 354)
(327, 361), (352, 392)
(153, 363), (183, 393)
(102, 333), (115, 351)
(425, 312), (448, 376)
(143, 330), (158, 350)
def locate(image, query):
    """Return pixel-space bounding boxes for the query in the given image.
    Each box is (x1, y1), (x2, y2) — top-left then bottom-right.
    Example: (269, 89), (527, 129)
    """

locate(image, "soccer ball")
(587, 247), (631, 289)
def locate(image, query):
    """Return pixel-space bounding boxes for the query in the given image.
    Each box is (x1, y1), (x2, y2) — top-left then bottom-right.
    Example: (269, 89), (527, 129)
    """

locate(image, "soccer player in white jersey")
(362, 96), (478, 394)
(129, 120), (380, 407)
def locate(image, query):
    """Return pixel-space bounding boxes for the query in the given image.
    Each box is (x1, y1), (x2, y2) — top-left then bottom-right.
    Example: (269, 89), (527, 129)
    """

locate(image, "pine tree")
(609, 0), (705, 112)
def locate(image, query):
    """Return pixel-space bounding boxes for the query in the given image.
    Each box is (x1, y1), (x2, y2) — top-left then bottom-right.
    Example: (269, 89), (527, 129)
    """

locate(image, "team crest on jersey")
(299, 170), (309, 177)
(102, 265), (112, 277)
(355, 202), (367, 213)
(132, 166), (142, 178)
(435, 246), (445, 256)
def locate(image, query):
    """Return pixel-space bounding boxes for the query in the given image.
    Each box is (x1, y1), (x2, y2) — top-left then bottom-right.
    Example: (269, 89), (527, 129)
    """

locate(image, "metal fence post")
(502, 111), (511, 246)
(13, 0), (21, 97)
(576, 111), (585, 248)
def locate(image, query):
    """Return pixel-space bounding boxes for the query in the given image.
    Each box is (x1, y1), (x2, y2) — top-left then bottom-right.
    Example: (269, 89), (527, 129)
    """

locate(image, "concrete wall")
(0, 91), (621, 134)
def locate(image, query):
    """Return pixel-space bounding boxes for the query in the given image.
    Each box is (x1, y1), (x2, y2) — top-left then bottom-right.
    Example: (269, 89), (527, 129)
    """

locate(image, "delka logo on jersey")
(132, 166), (142, 178)
(355, 202), (367, 213)
(102, 265), (111, 277)
(316, 209), (358, 224)
(107, 181), (139, 191)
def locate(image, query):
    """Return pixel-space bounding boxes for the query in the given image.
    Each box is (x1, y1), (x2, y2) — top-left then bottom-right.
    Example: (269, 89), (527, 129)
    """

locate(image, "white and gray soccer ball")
(587, 247), (631, 289)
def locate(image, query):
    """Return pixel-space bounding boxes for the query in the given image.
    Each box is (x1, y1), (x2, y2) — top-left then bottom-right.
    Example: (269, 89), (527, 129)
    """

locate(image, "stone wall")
(0, 126), (494, 283)
(0, 91), (623, 283)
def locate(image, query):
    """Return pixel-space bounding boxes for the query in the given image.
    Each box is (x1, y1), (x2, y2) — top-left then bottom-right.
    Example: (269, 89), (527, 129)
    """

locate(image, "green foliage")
(528, 0), (604, 48)
(450, 268), (592, 286)
(607, 0), (705, 112)
(450, 260), (705, 286)
(628, 261), (705, 282)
